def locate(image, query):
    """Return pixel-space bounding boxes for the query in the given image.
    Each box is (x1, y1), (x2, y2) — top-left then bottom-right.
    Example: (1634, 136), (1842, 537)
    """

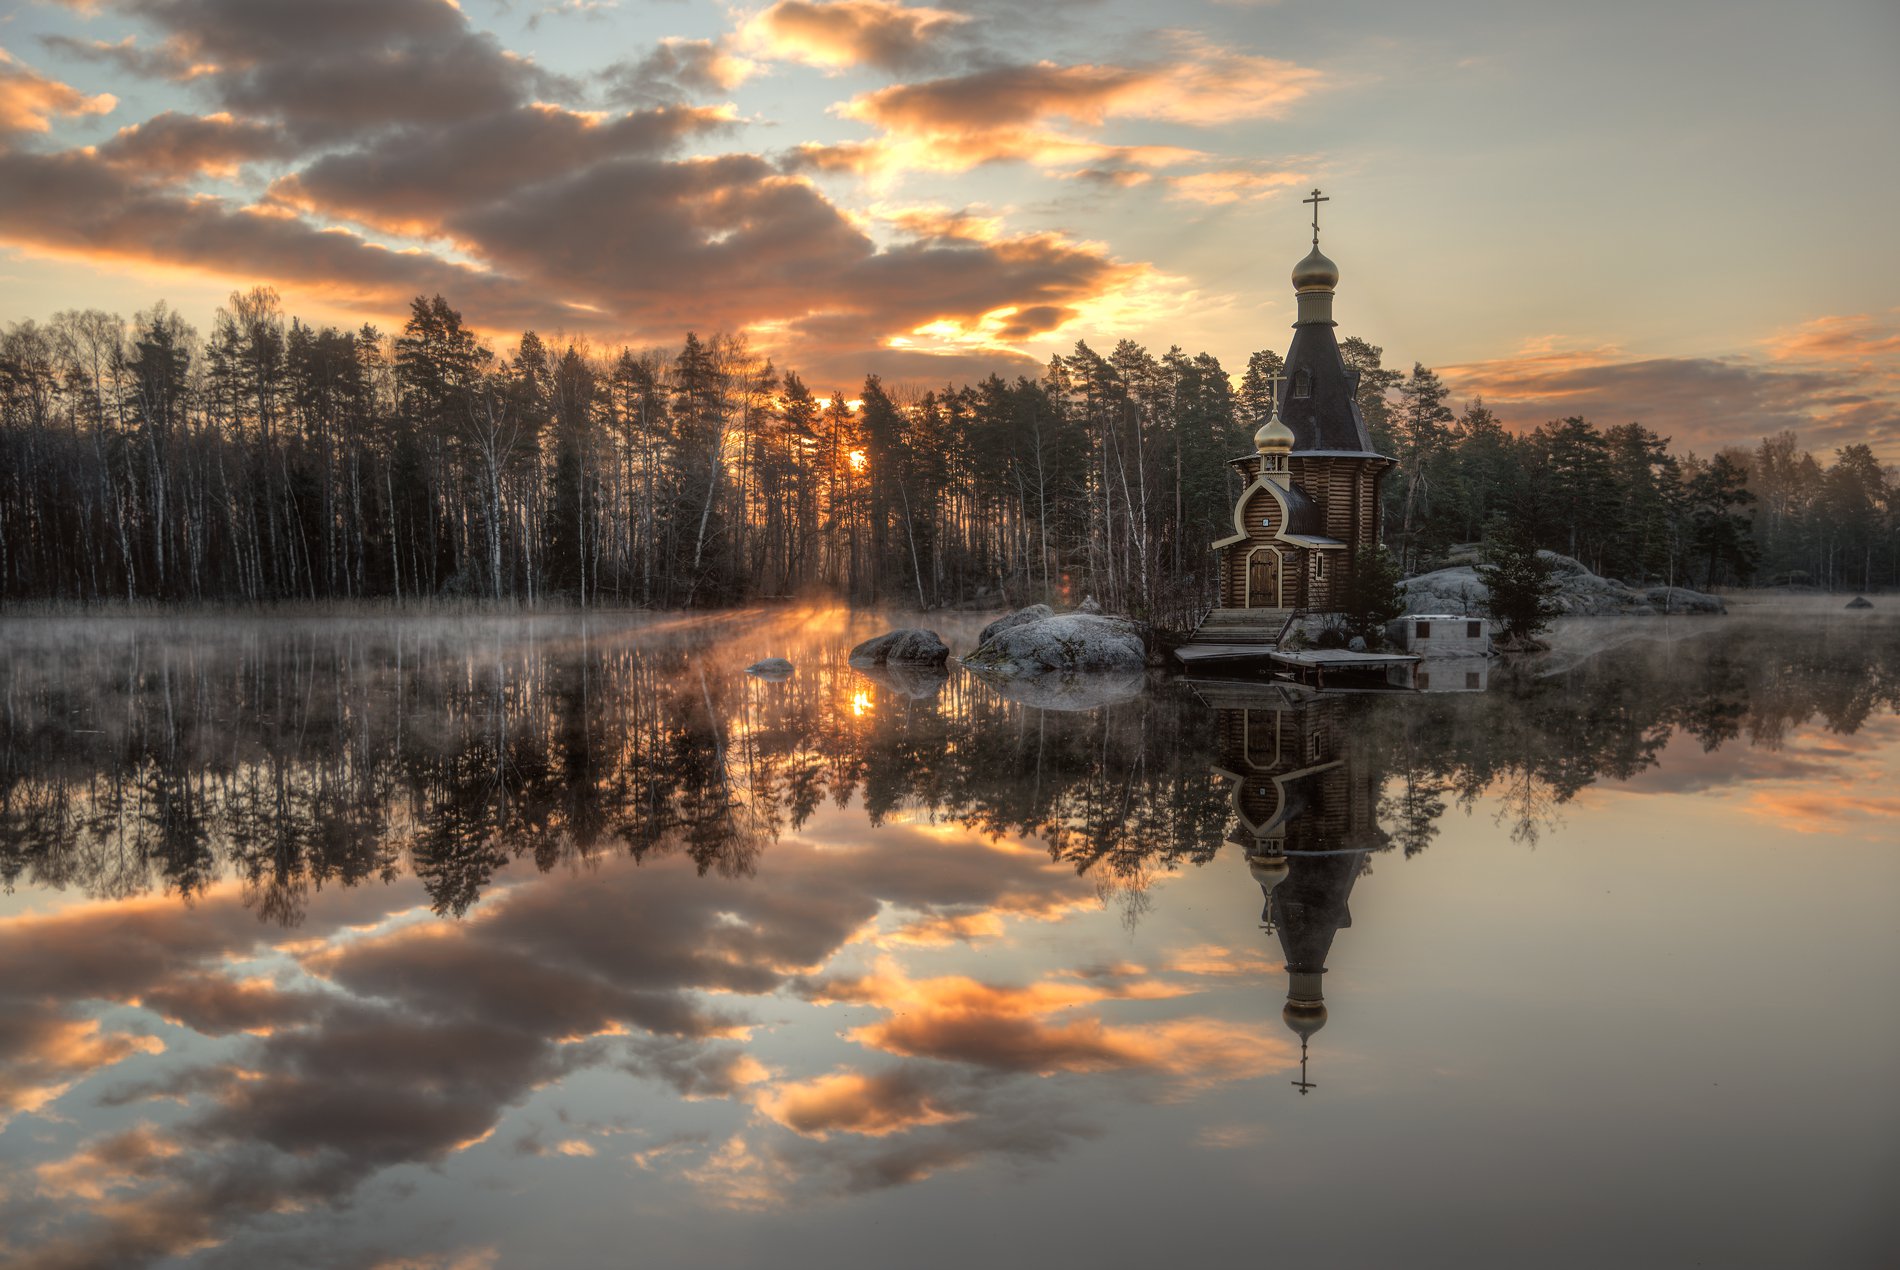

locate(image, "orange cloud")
(0, 49), (117, 134)
(1167, 168), (1306, 206)
(805, 965), (1281, 1081)
(0, 1018), (165, 1127)
(843, 45), (1317, 135)
(753, 1068), (970, 1138)
(1437, 322), (1900, 461)
(741, 0), (969, 73)
(1164, 944), (1280, 977)
(1742, 789), (1900, 836)
(34, 1125), (182, 1202)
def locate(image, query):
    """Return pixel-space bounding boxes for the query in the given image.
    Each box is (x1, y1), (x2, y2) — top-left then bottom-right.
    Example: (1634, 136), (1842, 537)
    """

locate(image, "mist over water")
(0, 606), (1895, 1268)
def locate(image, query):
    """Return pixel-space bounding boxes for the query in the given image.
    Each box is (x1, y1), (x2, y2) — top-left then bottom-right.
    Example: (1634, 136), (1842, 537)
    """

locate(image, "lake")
(1, 604), (1895, 1269)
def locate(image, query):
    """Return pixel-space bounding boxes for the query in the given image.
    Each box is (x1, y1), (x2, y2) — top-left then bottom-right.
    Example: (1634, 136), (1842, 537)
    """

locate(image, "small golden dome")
(1292, 245), (1339, 293)
(1248, 852), (1291, 888)
(1254, 413), (1295, 453)
(1282, 998), (1328, 1040)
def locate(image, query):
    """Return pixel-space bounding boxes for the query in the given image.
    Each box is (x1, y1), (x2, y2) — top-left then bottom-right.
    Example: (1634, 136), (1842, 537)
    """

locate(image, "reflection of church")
(1197, 189), (1391, 646)
(1204, 681), (1389, 1093)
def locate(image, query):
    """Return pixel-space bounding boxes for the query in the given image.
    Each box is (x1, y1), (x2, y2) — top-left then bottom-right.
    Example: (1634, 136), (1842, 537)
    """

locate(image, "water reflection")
(1205, 683), (1386, 1095)
(0, 609), (1895, 1267)
(5, 613), (1894, 922)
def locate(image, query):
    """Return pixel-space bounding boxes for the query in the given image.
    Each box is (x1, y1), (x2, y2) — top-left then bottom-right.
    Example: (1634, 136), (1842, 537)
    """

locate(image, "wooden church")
(1193, 191), (1391, 649)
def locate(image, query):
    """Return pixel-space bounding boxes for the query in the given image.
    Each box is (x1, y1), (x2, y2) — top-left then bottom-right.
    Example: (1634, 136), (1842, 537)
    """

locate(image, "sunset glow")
(0, 1), (1893, 456)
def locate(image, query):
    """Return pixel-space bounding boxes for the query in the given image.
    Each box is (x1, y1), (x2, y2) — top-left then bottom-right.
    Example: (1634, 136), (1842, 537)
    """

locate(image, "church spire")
(1253, 368), (1295, 482)
(1292, 187), (1340, 326)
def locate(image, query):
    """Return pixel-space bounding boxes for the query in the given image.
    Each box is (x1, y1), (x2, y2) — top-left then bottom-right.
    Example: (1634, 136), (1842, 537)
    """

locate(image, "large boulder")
(1397, 551), (1725, 618)
(963, 612), (1149, 675)
(745, 657), (794, 680)
(849, 628), (949, 667)
(977, 603), (1053, 648)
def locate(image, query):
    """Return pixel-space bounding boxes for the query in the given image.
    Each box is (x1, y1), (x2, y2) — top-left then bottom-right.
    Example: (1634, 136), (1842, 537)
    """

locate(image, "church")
(1195, 191), (1391, 646)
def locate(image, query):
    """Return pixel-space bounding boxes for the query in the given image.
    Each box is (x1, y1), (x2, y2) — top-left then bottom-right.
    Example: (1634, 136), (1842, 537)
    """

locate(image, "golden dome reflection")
(1282, 998), (1329, 1040)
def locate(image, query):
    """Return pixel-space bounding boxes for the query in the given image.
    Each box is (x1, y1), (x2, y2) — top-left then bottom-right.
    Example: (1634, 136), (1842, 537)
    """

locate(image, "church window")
(1293, 369), (1312, 398)
(1315, 556), (1326, 579)
(1466, 621), (1481, 638)
(1466, 671), (1482, 689)
(1415, 620), (1431, 639)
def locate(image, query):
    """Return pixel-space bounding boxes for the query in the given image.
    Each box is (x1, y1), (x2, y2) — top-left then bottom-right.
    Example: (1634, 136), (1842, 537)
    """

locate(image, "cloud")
(93, 111), (294, 179)
(4, 2), (1165, 380)
(802, 964), (1281, 1081)
(37, 32), (215, 83)
(268, 102), (736, 238)
(753, 1068), (970, 1138)
(51, 0), (560, 144)
(843, 45), (1316, 134)
(740, 0), (970, 73)
(600, 38), (756, 105)
(1438, 315), (1900, 462)
(812, 42), (1317, 182)
(1167, 167), (1305, 206)
(0, 49), (116, 135)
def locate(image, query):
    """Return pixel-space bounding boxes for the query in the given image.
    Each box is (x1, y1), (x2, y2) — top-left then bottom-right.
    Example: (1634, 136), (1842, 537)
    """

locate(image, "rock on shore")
(745, 657), (794, 679)
(964, 610), (1149, 675)
(848, 628), (950, 667)
(1399, 552), (1725, 617)
(977, 604), (1053, 647)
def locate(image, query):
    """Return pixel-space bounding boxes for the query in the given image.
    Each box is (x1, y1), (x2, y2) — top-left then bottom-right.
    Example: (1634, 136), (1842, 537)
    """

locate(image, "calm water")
(1, 605), (1895, 1269)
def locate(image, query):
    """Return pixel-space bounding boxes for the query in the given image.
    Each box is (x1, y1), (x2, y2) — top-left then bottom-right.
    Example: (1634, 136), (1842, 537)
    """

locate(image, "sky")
(1, 0), (1896, 459)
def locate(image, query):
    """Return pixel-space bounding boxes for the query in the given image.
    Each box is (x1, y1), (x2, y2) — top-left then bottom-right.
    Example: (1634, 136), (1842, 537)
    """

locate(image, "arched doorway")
(1246, 547), (1282, 608)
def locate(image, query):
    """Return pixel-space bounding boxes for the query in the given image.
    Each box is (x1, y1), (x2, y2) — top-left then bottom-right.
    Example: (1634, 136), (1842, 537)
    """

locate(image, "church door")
(1247, 549), (1281, 608)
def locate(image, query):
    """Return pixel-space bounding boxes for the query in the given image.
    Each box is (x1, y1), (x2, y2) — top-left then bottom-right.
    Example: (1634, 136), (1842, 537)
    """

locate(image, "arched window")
(1293, 368), (1312, 398)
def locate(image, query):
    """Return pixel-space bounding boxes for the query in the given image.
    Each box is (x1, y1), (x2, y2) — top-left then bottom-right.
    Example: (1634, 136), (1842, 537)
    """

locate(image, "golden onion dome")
(1248, 852), (1291, 888)
(1254, 412), (1295, 453)
(1282, 998), (1329, 1040)
(1292, 245), (1339, 292)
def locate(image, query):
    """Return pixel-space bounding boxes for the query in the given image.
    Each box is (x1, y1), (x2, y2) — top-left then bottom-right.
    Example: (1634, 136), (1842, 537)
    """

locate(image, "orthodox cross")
(1303, 187), (1329, 246)
(1291, 1039), (1316, 1095)
(1264, 368), (1285, 416)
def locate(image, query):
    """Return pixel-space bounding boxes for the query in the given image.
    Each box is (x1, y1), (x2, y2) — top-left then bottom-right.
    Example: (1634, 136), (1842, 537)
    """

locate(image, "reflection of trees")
(1, 615), (1895, 920)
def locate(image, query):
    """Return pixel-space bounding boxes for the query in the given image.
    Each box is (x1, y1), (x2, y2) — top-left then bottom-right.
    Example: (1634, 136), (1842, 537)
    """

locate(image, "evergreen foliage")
(1476, 526), (1562, 641)
(1337, 543), (1404, 644)
(0, 292), (1894, 613)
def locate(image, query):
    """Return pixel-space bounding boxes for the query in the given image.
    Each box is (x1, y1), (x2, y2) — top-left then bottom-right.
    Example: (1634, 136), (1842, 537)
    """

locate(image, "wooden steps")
(1190, 607), (1296, 646)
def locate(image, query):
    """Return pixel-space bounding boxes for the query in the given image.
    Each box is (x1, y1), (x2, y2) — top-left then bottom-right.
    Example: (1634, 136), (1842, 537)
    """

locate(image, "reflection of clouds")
(804, 963), (1282, 1081)
(0, 1017), (164, 1127)
(1744, 790), (1900, 836)
(755, 1068), (971, 1138)
(0, 823), (1156, 1262)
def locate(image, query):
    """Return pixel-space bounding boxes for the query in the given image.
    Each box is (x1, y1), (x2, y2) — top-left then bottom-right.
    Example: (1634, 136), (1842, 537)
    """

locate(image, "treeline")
(1, 290), (1895, 615)
(1363, 362), (1899, 591)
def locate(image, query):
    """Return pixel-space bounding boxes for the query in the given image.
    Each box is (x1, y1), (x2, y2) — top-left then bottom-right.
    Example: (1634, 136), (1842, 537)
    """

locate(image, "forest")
(1, 288), (1895, 619)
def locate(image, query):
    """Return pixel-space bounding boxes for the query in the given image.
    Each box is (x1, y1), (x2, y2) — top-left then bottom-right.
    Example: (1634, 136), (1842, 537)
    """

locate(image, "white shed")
(1390, 613), (1489, 657)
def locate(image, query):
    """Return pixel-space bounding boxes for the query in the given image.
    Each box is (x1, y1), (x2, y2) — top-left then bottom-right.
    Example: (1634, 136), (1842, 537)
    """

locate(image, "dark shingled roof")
(1280, 480), (1324, 535)
(1270, 849), (1363, 975)
(1277, 321), (1384, 458)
